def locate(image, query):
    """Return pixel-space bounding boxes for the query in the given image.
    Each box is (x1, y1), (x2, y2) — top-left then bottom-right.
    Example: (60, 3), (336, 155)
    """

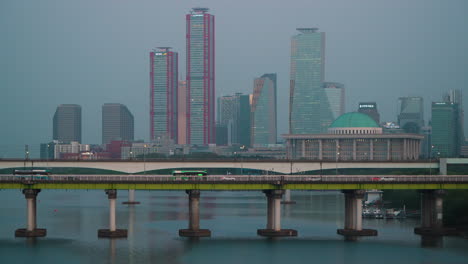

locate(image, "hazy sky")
(1, 0), (467, 156)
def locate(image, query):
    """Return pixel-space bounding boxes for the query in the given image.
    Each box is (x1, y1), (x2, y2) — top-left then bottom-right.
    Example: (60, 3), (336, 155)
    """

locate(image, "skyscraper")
(186, 7), (215, 145)
(237, 94), (251, 147)
(323, 82), (345, 123)
(217, 93), (251, 147)
(358, 102), (380, 124)
(177, 80), (187, 145)
(431, 102), (460, 157)
(398, 97), (424, 134)
(290, 28), (332, 134)
(53, 104), (81, 143)
(102, 103), (134, 144)
(218, 95), (237, 145)
(252, 73), (277, 146)
(150, 47), (178, 142)
(444, 89), (464, 149)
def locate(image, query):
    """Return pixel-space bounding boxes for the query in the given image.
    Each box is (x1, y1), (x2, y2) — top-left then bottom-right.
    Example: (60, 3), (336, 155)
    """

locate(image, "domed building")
(283, 112), (424, 161)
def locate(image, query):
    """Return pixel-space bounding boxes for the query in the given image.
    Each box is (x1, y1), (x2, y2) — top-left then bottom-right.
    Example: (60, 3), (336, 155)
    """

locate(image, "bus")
(172, 170), (208, 180)
(13, 169), (51, 180)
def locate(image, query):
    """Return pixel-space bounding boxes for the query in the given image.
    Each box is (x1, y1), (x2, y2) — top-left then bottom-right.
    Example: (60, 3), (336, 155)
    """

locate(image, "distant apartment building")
(177, 80), (187, 144)
(217, 93), (251, 147)
(53, 141), (90, 159)
(40, 141), (56, 160)
(102, 103), (134, 144)
(150, 47), (178, 142)
(53, 104), (82, 143)
(398, 97), (424, 134)
(215, 123), (228, 146)
(431, 102), (461, 157)
(252, 73), (277, 146)
(290, 28), (332, 134)
(358, 102), (380, 124)
(186, 7), (215, 145)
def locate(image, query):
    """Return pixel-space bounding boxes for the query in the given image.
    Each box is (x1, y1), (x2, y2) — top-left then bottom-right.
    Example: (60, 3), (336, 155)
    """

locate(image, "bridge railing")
(1, 175), (468, 184)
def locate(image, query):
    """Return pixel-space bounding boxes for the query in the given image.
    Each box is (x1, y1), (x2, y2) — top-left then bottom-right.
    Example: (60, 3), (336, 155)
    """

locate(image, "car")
(371, 177), (395, 181)
(221, 176), (235, 180)
(379, 177), (395, 181)
(307, 177), (321, 181)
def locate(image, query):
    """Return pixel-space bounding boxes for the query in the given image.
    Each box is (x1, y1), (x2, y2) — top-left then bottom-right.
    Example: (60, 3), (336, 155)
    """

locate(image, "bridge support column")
(281, 189), (296, 204)
(15, 189), (46, 237)
(337, 190), (377, 241)
(258, 190), (297, 237)
(98, 189), (127, 238)
(122, 189), (140, 205)
(179, 190), (211, 237)
(414, 190), (457, 238)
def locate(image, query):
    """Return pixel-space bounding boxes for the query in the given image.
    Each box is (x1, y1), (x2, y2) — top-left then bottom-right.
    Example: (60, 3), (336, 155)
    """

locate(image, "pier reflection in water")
(0, 190), (467, 264)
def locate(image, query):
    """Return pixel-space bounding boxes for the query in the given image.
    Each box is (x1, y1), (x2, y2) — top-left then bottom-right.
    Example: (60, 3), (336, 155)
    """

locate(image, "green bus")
(13, 169), (51, 180)
(172, 170), (208, 180)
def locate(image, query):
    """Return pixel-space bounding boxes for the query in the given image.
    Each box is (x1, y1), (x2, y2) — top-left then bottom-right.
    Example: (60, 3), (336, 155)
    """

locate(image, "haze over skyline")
(1, 0), (467, 155)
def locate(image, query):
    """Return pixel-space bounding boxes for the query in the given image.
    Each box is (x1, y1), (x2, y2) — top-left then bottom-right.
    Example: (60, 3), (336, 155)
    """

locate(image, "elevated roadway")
(1, 174), (468, 190)
(0, 159), (452, 174)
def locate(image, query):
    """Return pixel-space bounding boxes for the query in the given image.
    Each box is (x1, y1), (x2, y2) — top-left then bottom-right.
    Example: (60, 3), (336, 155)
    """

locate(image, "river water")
(0, 190), (467, 264)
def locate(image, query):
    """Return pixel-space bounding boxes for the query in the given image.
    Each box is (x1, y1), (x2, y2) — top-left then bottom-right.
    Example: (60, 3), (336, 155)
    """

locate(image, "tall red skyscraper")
(150, 47), (178, 142)
(177, 80), (187, 144)
(186, 7), (215, 145)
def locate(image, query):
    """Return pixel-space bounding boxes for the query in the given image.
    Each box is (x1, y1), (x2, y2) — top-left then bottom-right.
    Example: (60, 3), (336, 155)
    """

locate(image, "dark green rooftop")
(330, 112), (379, 128)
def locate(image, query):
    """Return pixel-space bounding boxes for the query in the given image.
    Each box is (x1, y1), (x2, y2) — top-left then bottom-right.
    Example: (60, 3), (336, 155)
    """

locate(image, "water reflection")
(421, 235), (443, 248)
(0, 190), (467, 264)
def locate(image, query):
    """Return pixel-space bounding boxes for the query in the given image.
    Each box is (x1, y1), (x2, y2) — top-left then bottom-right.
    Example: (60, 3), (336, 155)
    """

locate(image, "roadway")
(0, 159), (445, 174)
(1, 174), (468, 190)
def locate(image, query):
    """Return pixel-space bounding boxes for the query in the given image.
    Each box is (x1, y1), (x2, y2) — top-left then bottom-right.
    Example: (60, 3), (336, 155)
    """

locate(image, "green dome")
(330, 112), (379, 128)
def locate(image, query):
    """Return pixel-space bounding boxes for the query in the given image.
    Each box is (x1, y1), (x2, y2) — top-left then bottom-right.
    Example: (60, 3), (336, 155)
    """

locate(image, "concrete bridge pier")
(179, 190), (211, 237)
(98, 189), (128, 238)
(337, 190), (377, 240)
(258, 190), (297, 237)
(15, 189), (46, 237)
(122, 189), (140, 205)
(281, 189), (296, 204)
(414, 190), (457, 238)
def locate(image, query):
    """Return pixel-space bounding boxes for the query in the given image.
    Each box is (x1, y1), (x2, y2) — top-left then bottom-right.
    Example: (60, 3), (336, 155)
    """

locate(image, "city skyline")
(1, 1), (467, 155)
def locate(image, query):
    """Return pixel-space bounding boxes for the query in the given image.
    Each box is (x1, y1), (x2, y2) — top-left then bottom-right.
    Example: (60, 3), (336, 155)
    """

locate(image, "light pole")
(143, 144), (147, 175)
(240, 145), (245, 175)
(335, 152), (340, 175)
(430, 145), (435, 176)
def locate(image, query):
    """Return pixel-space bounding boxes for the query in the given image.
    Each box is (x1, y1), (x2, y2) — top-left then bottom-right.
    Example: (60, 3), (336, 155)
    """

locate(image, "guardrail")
(1, 175), (468, 184)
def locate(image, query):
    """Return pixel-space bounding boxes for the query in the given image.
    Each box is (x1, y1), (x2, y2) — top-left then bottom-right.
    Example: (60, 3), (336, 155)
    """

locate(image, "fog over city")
(1, 0), (467, 154)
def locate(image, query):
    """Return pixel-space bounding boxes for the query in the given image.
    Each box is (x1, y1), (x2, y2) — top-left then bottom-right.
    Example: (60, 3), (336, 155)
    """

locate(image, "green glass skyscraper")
(252, 73), (277, 146)
(431, 102), (460, 157)
(289, 28), (333, 134)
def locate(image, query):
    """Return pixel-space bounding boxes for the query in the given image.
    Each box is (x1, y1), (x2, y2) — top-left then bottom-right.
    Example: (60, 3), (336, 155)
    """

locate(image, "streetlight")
(430, 145), (435, 176)
(239, 145), (245, 175)
(143, 144), (147, 175)
(336, 152), (340, 175)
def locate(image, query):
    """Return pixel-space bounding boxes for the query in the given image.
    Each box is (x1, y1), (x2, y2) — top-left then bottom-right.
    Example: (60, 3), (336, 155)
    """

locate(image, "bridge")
(1, 173), (465, 242)
(3, 158), (467, 174)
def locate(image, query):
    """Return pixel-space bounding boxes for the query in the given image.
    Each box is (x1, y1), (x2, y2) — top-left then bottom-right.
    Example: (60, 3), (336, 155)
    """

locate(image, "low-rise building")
(284, 112), (424, 161)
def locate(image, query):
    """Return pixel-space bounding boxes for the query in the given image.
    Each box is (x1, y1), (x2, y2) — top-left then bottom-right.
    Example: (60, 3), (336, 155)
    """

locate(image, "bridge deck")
(1, 175), (468, 190)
